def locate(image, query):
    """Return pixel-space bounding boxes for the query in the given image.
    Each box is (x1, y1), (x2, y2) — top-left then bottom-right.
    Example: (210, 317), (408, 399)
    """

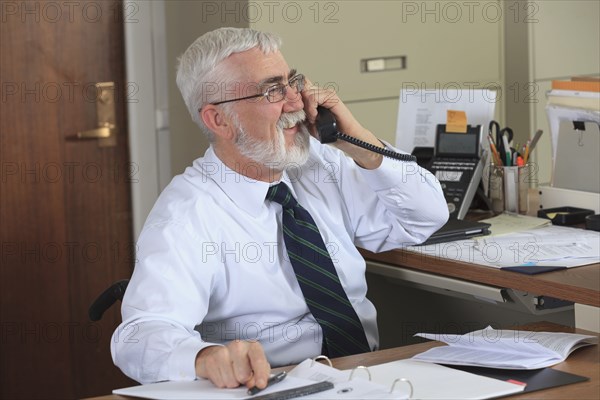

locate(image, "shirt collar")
(199, 147), (295, 216)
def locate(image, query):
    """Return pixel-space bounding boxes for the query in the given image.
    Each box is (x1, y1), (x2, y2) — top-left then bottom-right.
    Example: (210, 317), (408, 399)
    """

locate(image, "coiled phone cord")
(315, 106), (417, 163)
(334, 132), (417, 162)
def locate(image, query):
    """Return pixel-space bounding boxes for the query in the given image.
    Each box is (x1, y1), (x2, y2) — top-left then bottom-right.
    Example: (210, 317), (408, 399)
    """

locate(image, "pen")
(247, 371), (287, 396)
(523, 140), (530, 165)
(487, 135), (502, 165)
(502, 134), (511, 166)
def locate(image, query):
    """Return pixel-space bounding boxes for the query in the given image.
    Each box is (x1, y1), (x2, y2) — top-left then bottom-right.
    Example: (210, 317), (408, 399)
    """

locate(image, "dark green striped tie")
(267, 183), (371, 357)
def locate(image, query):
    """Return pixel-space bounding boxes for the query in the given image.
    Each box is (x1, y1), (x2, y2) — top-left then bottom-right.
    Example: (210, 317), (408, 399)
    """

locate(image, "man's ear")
(200, 105), (234, 140)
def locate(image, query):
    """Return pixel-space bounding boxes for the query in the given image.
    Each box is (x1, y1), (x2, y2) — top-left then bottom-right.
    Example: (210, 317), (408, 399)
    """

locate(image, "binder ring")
(348, 365), (372, 381)
(390, 378), (413, 398)
(311, 355), (333, 368)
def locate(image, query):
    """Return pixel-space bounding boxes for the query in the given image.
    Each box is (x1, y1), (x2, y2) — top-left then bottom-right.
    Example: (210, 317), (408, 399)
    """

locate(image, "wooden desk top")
(88, 323), (598, 400)
(360, 248), (600, 308)
(309, 322), (599, 399)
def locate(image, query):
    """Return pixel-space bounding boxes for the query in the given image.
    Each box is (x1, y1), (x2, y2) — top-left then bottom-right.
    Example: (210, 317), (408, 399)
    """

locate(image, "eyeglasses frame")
(208, 74), (305, 106)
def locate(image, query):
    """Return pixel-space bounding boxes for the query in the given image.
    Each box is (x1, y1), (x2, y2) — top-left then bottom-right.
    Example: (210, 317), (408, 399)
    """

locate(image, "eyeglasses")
(210, 74), (305, 106)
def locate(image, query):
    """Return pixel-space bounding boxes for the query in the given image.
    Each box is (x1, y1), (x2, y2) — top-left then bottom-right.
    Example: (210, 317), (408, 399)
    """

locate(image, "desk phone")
(429, 124), (483, 219)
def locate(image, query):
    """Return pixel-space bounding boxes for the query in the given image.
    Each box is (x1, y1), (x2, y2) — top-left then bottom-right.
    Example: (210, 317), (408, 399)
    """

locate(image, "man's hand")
(301, 79), (383, 170)
(195, 340), (271, 389)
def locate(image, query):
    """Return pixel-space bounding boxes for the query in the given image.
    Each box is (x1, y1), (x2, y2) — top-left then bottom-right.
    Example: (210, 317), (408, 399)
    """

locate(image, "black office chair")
(88, 279), (129, 321)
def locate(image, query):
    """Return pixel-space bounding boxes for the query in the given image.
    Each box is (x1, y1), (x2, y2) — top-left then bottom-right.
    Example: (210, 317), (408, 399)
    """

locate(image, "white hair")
(176, 27), (282, 141)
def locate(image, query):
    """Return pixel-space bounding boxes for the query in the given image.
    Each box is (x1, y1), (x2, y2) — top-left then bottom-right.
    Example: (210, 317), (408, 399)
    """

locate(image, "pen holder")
(489, 164), (531, 214)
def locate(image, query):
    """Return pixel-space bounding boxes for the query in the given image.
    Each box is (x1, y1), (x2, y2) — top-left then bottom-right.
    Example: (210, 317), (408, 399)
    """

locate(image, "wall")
(251, 0), (503, 145)
(519, 0), (599, 184)
(164, 0), (503, 171)
(162, 0), (599, 187)
(164, 1), (247, 175)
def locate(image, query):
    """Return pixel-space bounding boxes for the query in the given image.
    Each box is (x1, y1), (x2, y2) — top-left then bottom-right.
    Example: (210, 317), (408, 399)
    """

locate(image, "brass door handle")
(77, 123), (115, 139)
(70, 82), (117, 147)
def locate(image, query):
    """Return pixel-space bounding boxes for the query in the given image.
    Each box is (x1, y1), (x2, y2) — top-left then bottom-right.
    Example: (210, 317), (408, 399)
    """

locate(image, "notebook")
(418, 219), (491, 245)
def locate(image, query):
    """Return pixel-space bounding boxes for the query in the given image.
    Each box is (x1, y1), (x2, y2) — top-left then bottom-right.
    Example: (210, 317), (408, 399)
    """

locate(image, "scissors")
(489, 120), (514, 161)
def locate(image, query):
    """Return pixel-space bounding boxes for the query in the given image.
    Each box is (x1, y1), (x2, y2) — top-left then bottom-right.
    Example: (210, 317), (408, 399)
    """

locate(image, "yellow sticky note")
(446, 110), (467, 133)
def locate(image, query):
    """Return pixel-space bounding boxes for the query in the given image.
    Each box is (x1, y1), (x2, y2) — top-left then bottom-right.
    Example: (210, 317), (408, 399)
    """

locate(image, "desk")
(359, 248), (600, 308)
(88, 322), (598, 400)
(301, 322), (599, 400)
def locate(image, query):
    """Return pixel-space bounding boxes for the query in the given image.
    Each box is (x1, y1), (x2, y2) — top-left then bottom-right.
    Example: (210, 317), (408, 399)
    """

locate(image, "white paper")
(408, 224), (600, 269)
(368, 359), (525, 399)
(545, 104), (600, 164)
(470, 225), (600, 268)
(478, 213), (552, 237)
(113, 375), (319, 400)
(413, 326), (598, 370)
(395, 89), (497, 153)
(288, 359), (403, 399)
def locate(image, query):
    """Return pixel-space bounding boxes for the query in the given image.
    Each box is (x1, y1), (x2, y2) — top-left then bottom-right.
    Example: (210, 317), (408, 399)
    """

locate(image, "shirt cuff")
(167, 336), (219, 381)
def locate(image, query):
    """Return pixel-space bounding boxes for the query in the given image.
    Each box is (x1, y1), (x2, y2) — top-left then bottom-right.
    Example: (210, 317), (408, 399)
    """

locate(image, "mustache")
(277, 110), (306, 130)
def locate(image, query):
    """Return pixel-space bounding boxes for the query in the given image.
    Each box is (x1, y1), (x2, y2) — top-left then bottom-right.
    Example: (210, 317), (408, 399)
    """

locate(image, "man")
(111, 27), (448, 390)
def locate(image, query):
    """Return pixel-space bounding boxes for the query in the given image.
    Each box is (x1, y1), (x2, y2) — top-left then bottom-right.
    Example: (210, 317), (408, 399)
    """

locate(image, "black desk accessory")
(411, 146), (434, 169)
(417, 219), (491, 246)
(538, 206), (594, 225)
(585, 214), (600, 231)
(448, 365), (589, 394)
(428, 124), (484, 219)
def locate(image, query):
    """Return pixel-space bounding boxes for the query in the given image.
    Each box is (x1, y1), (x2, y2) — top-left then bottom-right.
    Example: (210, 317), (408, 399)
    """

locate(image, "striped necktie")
(266, 182), (371, 357)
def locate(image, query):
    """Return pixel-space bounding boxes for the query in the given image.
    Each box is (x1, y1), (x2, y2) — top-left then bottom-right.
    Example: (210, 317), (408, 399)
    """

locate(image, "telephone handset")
(315, 106), (416, 162)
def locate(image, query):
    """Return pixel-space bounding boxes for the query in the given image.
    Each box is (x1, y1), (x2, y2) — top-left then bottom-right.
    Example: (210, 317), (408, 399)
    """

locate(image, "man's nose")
(282, 88), (304, 113)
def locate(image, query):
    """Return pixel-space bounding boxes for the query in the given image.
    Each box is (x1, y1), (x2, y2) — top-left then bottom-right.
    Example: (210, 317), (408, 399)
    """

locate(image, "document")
(395, 88), (496, 152)
(478, 213), (551, 237)
(545, 104), (600, 164)
(408, 224), (600, 269)
(413, 326), (598, 370)
(468, 225), (600, 268)
(367, 359), (525, 399)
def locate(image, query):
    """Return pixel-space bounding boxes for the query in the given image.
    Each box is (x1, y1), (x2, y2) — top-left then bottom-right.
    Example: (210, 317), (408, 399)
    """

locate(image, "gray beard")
(233, 110), (311, 172)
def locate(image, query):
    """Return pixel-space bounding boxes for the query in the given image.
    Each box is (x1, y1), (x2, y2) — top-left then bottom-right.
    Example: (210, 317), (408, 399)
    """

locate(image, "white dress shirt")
(111, 137), (448, 384)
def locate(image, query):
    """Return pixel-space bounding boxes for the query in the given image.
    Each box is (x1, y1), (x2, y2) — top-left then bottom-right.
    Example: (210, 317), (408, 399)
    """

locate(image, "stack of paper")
(413, 326), (598, 369)
(468, 225), (600, 268)
(478, 213), (551, 237)
(408, 223), (600, 269)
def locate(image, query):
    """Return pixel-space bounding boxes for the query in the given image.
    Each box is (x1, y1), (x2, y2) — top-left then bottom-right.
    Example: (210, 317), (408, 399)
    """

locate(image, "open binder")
(273, 356), (411, 399)
(113, 354), (527, 399)
(112, 356), (411, 399)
